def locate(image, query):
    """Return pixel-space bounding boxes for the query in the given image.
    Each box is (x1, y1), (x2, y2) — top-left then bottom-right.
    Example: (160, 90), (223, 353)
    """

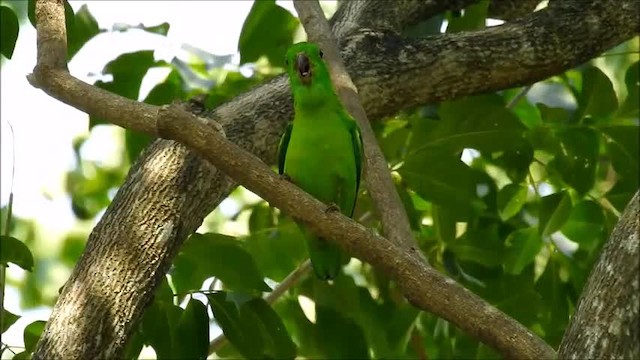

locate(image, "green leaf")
(539, 192), (572, 237)
(536, 103), (570, 124)
(273, 298), (319, 358)
(579, 66), (618, 120)
(67, 4), (101, 60)
(413, 96), (528, 154)
(561, 200), (605, 254)
(12, 351), (31, 360)
(245, 219), (307, 282)
(23, 320), (46, 352)
(248, 203), (276, 234)
(600, 124), (639, 188)
(238, 0), (298, 67)
(172, 298), (210, 359)
(122, 325), (145, 360)
(0, 6), (19, 59)
(140, 300), (178, 359)
(433, 205), (456, 243)
(316, 305), (369, 359)
(448, 224), (504, 267)
(90, 51), (161, 128)
(399, 148), (480, 216)
(446, 0), (489, 33)
(503, 228), (542, 275)
(207, 292), (260, 359)
(2, 309), (19, 333)
(0, 235), (34, 271)
(492, 144), (534, 183)
(243, 298), (297, 359)
(497, 183), (528, 221)
(380, 126), (410, 164)
(142, 22), (170, 36)
(535, 257), (570, 347)
(550, 127), (600, 195)
(618, 61), (639, 118)
(172, 233), (270, 294)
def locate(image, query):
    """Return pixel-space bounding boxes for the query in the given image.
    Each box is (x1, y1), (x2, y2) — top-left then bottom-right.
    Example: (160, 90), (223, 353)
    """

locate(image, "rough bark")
(32, 0), (639, 358)
(558, 191), (640, 359)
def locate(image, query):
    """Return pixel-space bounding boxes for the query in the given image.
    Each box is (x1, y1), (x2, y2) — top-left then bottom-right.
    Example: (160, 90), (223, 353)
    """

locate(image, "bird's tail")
(302, 228), (348, 280)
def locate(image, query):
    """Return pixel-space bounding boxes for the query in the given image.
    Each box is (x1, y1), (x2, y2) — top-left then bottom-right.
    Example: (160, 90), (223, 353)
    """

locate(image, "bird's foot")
(279, 173), (293, 183)
(325, 202), (340, 214)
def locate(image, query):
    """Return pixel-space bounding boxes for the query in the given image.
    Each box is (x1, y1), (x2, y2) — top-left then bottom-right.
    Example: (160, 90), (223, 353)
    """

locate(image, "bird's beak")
(295, 53), (312, 84)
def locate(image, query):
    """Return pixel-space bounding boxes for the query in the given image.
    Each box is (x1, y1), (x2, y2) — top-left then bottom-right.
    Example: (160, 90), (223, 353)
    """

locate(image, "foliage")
(1, 2), (638, 359)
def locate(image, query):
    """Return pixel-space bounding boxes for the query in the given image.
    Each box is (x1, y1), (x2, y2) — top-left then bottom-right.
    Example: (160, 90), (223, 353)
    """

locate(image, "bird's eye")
(319, 50), (324, 58)
(285, 58), (289, 66)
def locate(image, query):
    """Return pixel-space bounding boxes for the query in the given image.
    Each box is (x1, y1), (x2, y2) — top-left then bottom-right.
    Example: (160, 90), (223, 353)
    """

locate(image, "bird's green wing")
(277, 123), (293, 175)
(349, 120), (363, 217)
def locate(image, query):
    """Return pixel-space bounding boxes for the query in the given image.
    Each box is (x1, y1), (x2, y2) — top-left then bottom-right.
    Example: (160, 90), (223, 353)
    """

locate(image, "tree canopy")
(1, 0), (638, 359)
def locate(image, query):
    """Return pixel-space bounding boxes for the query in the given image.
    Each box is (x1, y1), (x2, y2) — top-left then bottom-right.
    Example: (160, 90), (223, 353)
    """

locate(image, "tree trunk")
(558, 191), (640, 359)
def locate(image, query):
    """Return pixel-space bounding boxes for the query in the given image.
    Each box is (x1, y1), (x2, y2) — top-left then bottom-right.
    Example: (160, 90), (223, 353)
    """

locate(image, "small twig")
(293, 0), (417, 251)
(208, 260), (312, 355)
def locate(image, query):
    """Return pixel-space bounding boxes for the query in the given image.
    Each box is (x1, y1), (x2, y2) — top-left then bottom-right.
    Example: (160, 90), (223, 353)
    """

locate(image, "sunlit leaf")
(497, 183), (528, 221)
(503, 228), (542, 275)
(238, 0), (298, 67)
(23, 320), (46, 352)
(67, 4), (101, 59)
(0, 235), (34, 271)
(1, 309), (19, 333)
(91, 50), (163, 128)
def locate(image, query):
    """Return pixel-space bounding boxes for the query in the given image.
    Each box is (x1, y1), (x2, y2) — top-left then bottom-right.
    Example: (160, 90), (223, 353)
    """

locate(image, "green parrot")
(278, 42), (363, 280)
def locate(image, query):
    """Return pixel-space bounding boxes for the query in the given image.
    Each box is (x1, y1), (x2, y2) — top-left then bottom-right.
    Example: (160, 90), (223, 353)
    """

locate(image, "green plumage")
(278, 42), (363, 280)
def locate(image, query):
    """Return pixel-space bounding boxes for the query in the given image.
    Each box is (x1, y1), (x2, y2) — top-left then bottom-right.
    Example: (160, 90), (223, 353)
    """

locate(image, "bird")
(278, 42), (363, 280)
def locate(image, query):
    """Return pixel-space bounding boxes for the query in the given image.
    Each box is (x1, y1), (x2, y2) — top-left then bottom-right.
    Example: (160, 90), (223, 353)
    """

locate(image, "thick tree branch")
(295, 0), (417, 250)
(31, 0), (638, 358)
(330, 0), (476, 38)
(558, 191), (640, 359)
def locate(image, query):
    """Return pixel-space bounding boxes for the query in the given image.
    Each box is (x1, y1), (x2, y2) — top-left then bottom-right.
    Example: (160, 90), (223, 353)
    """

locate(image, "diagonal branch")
(295, 0), (417, 250)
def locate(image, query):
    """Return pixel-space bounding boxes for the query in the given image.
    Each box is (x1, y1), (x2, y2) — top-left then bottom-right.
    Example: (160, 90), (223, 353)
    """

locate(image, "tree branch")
(295, 0), (417, 250)
(30, 0), (638, 358)
(330, 0), (476, 38)
(558, 191), (640, 359)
